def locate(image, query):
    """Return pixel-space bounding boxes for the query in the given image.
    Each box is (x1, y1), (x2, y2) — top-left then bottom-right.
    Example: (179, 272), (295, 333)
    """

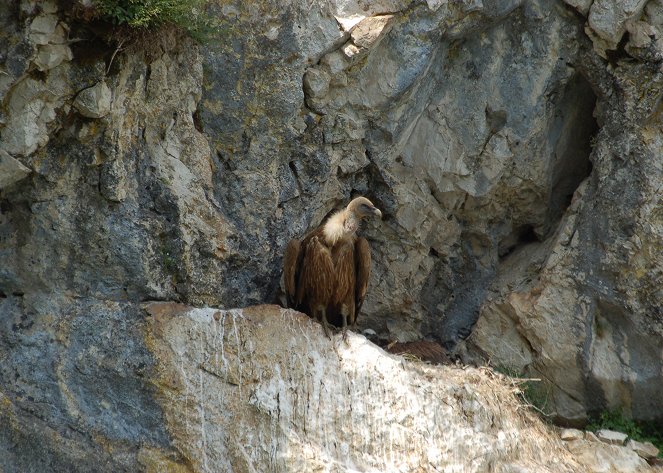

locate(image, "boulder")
(560, 428), (584, 441)
(627, 439), (660, 460)
(73, 82), (112, 119)
(566, 440), (649, 473)
(597, 430), (629, 446)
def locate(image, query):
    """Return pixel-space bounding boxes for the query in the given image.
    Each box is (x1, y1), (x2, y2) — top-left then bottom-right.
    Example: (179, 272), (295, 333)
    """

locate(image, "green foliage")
(91, 0), (215, 39)
(588, 409), (663, 458)
(587, 410), (642, 439)
(496, 366), (663, 458)
(519, 379), (554, 417)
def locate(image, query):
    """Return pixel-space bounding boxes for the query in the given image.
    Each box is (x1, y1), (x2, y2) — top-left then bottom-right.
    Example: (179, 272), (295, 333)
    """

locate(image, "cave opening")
(547, 73), (598, 227)
(495, 74), (598, 266)
(498, 224), (539, 260)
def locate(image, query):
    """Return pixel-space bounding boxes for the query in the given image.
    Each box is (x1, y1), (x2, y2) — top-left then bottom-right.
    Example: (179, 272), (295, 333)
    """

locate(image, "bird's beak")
(373, 207), (382, 219)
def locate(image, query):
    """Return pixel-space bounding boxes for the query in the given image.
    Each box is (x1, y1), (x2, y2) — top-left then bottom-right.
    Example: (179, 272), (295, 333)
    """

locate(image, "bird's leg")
(350, 305), (358, 336)
(350, 310), (358, 331)
(320, 309), (332, 340)
(341, 312), (348, 344)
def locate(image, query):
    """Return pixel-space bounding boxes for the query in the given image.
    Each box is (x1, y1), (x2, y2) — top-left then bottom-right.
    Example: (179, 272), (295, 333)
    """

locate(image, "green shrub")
(496, 367), (663, 458)
(88, 0), (215, 40)
(588, 409), (663, 458)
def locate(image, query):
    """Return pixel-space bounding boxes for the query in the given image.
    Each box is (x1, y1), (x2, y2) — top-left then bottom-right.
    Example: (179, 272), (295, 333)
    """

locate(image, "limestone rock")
(350, 14), (394, 49)
(303, 67), (330, 111)
(597, 429), (629, 446)
(566, 440), (649, 473)
(73, 82), (112, 118)
(586, 431), (601, 443)
(627, 439), (660, 460)
(560, 428), (584, 441)
(28, 11), (59, 45)
(331, 0), (407, 31)
(0, 150), (31, 189)
(34, 43), (73, 71)
(1, 0), (663, 469)
(625, 17), (663, 61)
(564, 0), (593, 16)
(99, 158), (127, 202)
(0, 76), (65, 156)
(28, 2), (72, 71)
(426, 0), (448, 11)
(145, 303), (582, 472)
(586, 0), (649, 56)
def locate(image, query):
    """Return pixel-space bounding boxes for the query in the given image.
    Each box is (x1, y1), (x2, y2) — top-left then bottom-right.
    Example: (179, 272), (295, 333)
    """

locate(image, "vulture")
(283, 197), (382, 339)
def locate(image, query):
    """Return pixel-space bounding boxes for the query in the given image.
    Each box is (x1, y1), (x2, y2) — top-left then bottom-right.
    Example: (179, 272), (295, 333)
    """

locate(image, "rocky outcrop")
(0, 0), (229, 306)
(469, 1), (663, 424)
(145, 303), (584, 472)
(1, 0), (663, 467)
(558, 428), (660, 472)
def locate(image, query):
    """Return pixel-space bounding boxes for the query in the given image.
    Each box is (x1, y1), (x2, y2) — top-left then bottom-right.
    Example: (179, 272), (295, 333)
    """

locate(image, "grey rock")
(350, 14), (394, 49)
(73, 82), (112, 118)
(566, 440), (649, 473)
(0, 297), (173, 472)
(29, 13), (59, 45)
(0, 150), (31, 189)
(627, 439), (660, 460)
(303, 67), (330, 100)
(597, 429), (629, 446)
(321, 50), (349, 75)
(563, 0), (592, 16)
(34, 43), (73, 71)
(560, 428), (584, 441)
(587, 0), (649, 56)
(1, 0), (663, 469)
(144, 303), (582, 472)
(0, 76), (66, 156)
(99, 158), (127, 202)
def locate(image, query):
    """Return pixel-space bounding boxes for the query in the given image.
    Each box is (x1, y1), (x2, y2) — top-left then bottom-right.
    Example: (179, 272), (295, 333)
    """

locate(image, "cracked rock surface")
(1, 0), (663, 469)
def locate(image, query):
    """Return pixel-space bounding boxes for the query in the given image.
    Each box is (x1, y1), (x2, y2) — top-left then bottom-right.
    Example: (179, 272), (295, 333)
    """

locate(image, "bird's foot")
(322, 320), (332, 340)
(342, 326), (349, 345)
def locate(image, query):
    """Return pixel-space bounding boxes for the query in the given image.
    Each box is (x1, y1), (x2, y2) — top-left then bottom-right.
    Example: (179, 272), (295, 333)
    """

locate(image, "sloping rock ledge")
(145, 303), (588, 473)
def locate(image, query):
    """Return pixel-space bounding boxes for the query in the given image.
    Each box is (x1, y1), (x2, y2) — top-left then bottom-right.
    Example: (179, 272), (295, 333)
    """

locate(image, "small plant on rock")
(587, 409), (663, 458)
(72, 0), (216, 41)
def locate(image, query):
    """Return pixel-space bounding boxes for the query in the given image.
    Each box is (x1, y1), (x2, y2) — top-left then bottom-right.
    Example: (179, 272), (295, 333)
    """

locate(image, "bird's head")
(347, 197), (382, 220)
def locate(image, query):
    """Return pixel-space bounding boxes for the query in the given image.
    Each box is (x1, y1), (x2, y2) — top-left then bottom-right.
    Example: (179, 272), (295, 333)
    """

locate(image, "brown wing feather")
(283, 239), (301, 308)
(354, 237), (371, 321)
(332, 240), (356, 320)
(297, 235), (334, 312)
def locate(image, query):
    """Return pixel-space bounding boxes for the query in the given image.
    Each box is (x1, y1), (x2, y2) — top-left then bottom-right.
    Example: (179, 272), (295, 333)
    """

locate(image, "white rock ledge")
(145, 303), (585, 473)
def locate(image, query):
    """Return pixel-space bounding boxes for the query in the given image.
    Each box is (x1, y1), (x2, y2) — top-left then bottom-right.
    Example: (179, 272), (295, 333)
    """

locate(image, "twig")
(106, 38), (127, 76)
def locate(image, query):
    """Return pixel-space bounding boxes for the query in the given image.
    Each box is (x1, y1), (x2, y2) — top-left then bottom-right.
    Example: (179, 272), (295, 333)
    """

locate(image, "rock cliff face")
(1, 0), (663, 470)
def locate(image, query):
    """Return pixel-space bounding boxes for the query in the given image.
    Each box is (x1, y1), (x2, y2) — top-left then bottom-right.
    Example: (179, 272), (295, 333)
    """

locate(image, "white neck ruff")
(323, 210), (357, 245)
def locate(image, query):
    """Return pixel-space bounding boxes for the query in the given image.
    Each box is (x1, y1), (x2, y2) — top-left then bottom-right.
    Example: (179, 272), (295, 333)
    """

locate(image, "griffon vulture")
(283, 197), (382, 339)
